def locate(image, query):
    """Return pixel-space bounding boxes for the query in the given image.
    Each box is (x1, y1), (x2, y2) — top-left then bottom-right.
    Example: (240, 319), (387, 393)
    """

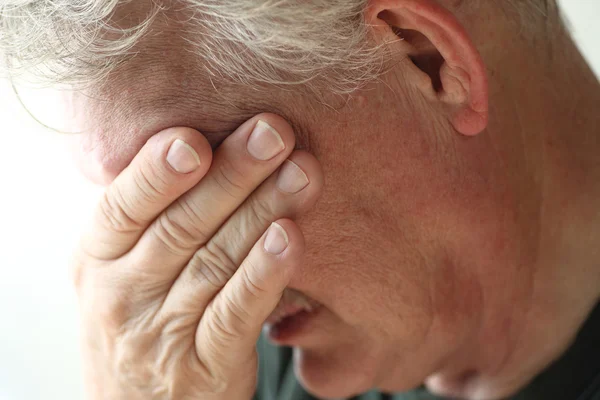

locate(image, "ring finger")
(159, 150), (324, 317)
(122, 114), (296, 283)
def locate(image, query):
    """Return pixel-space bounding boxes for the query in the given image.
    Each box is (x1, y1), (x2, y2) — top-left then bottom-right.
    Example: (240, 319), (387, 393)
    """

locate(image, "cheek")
(291, 200), (477, 396)
(295, 199), (434, 337)
(291, 139), (438, 334)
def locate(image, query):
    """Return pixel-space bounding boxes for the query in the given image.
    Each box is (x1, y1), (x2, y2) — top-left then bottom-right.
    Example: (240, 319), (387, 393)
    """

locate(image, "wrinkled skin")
(65, 0), (600, 399)
(73, 116), (325, 400)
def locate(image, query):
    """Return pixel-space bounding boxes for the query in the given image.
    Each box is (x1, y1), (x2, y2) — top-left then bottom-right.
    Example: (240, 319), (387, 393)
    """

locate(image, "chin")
(292, 347), (376, 399)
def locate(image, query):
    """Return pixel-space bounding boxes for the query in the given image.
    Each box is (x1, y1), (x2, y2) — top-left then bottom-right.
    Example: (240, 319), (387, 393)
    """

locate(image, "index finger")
(79, 127), (213, 260)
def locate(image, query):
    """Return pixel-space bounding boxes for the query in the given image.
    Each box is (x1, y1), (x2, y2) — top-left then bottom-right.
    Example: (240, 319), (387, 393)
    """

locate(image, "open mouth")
(265, 288), (321, 325)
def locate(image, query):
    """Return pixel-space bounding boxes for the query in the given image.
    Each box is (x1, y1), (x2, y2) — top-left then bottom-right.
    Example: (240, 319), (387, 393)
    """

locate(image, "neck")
(511, 23), (600, 325)
(430, 24), (600, 399)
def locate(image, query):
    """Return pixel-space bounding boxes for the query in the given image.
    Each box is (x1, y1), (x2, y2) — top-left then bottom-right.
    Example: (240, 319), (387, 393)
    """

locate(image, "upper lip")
(265, 288), (321, 325)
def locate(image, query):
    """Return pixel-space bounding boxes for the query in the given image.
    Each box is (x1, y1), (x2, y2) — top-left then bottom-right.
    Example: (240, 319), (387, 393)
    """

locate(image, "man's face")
(66, 15), (528, 399)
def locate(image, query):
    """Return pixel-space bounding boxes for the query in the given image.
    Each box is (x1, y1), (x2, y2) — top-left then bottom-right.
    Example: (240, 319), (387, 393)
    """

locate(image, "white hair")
(0, 0), (157, 85)
(0, 0), (384, 93)
(0, 0), (553, 93)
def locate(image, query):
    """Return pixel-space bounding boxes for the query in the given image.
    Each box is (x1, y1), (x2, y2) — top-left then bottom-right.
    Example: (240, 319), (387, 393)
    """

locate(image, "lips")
(266, 288), (321, 325)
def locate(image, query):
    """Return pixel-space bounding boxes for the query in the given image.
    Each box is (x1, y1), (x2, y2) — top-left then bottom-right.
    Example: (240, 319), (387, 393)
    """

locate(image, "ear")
(367, 0), (489, 136)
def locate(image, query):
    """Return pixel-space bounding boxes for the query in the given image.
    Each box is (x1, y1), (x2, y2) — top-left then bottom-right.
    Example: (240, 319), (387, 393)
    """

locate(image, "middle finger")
(160, 150), (324, 316)
(126, 114), (295, 282)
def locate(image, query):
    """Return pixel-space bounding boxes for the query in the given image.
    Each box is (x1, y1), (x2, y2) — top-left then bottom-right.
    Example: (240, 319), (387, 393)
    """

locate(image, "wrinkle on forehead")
(69, 13), (320, 185)
(76, 0), (321, 151)
(66, 1), (321, 185)
(84, 51), (314, 148)
(72, 64), (316, 184)
(86, 64), (257, 146)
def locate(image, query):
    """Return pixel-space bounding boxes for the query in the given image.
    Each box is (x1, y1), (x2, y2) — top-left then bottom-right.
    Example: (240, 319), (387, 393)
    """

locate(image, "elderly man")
(1, 0), (599, 399)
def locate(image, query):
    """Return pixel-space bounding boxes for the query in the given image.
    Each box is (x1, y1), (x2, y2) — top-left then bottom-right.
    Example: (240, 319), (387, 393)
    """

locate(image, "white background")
(0, 2), (598, 400)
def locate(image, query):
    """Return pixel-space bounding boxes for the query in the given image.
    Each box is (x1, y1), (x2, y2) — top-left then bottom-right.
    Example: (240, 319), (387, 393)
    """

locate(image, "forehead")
(71, 44), (315, 183)
(71, 2), (326, 183)
(83, 1), (257, 140)
(86, 51), (256, 145)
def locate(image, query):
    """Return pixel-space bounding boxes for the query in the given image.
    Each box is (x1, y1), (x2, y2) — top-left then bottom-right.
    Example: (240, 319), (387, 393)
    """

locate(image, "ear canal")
(374, 1), (489, 136)
(395, 27), (445, 93)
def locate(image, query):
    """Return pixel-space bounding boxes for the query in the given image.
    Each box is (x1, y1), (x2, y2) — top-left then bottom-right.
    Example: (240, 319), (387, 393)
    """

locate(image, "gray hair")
(0, 0), (554, 93)
(0, 0), (383, 93)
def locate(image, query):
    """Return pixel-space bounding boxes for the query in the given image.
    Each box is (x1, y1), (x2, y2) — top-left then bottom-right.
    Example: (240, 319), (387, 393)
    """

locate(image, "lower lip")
(265, 306), (323, 345)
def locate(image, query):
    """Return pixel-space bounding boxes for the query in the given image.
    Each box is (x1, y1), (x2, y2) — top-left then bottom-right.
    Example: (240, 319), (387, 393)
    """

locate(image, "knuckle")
(212, 159), (248, 199)
(247, 195), (275, 226)
(206, 301), (248, 343)
(188, 244), (238, 289)
(97, 291), (133, 332)
(132, 163), (170, 203)
(97, 189), (143, 234)
(79, 279), (133, 335)
(223, 295), (253, 334)
(241, 262), (270, 299)
(174, 197), (213, 242)
(153, 211), (203, 255)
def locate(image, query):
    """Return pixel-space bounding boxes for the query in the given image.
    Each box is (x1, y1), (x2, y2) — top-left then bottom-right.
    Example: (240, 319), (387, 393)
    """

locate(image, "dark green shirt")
(255, 302), (600, 400)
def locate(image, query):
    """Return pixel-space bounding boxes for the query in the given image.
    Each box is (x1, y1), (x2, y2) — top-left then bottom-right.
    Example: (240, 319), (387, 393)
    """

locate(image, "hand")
(71, 115), (324, 400)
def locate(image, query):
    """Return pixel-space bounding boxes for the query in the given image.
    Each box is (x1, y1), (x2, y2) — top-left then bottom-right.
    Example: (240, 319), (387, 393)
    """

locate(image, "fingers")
(80, 128), (213, 260)
(128, 114), (296, 278)
(159, 150), (323, 316)
(197, 219), (304, 364)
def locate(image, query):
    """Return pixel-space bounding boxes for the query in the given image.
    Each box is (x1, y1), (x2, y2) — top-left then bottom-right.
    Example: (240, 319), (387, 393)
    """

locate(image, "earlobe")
(367, 0), (489, 136)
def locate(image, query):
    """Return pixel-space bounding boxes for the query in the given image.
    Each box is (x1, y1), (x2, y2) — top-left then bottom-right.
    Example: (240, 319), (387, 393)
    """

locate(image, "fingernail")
(167, 139), (201, 174)
(276, 160), (309, 194)
(264, 223), (289, 255)
(247, 120), (285, 161)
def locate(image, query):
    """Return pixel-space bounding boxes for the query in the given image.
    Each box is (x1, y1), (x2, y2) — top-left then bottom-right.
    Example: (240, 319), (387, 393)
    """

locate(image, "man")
(1, 0), (599, 399)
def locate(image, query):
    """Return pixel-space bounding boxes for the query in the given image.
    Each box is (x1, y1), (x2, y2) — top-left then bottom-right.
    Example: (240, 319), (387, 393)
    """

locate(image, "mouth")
(266, 288), (321, 325)
(264, 288), (322, 343)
